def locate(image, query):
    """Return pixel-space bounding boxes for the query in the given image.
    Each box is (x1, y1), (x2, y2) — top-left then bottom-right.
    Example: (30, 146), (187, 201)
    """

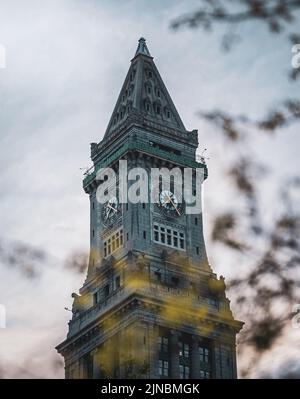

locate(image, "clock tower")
(56, 38), (243, 379)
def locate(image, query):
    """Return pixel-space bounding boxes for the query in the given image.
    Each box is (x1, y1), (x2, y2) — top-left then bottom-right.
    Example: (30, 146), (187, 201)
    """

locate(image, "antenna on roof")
(197, 148), (210, 163)
(79, 166), (90, 176)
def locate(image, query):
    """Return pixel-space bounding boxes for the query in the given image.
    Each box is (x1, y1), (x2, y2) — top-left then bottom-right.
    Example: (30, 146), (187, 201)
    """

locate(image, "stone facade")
(56, 38), (243, 379)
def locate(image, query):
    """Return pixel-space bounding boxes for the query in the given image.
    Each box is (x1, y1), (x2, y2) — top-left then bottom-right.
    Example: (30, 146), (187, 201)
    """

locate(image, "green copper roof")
(103, 38), (186, 139)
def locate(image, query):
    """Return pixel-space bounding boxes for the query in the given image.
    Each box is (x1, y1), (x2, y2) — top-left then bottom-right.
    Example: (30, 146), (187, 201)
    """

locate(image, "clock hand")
(107, 203), (118, 213)
(106, 206), (112, 219)
(166, 194), (181, 216)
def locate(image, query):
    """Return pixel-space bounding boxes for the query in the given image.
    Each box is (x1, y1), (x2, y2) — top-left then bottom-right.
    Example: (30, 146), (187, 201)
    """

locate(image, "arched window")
(145, 101), (151, 113)
(145, 82), (152, 95)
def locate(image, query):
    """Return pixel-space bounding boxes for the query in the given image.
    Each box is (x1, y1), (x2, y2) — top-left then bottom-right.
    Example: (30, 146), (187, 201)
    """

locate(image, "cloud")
(0, 0), (299, 378)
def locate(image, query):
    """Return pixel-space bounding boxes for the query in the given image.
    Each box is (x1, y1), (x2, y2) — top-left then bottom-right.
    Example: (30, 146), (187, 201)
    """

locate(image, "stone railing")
(83, 140), (208, 189)
(68, 283), (223, 337)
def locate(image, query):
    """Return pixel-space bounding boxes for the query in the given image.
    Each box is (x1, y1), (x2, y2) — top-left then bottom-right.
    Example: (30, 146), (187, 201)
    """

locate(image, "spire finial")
(135, 37), (151, 57)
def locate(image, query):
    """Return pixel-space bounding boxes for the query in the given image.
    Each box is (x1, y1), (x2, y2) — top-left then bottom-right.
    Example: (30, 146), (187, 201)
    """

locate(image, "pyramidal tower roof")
(104, 38), (186, 139)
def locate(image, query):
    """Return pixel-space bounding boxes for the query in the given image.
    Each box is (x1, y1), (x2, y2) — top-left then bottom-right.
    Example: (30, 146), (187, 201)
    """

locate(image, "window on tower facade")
(199, 345), (211, 379)
(158, 333), (169, 378)
(179, 340), (190, 379)
(93, 292), (99, 305)
(158, 360), (169, 377)
(200, 370), (210, 379)
(104, 284), (110, 298)
(115, 275), (121, 290)
(103, 228), (123, 258)
(179, 341), (189, 358)
(199, 346), (209, 363)
(171, 276), (179, 287)
(153, 224), (185, 250)
(179, 365), (190, 379)
(145, 102), (151, 112)
(158, 336), (169, 353)
(154, 271), (162, 282)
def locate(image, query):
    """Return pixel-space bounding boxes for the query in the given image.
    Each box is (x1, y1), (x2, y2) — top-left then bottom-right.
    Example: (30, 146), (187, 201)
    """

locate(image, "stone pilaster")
(232, 343), (238, 379)
(170, 330), (180, 378)
(149, 323), (159, 379)
(91, 348), (101, 379)
(191, 335), (200, 379)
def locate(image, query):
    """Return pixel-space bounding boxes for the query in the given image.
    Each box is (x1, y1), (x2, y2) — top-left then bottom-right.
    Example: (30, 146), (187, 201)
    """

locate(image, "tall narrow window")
(199, 346), (209, 363)
(103, 228), (124, 258)
(154, 271), (161, 282)
(200, 370), (210, 379)
(104, 284), (109, 298)
(179, 365), (190, 379)
(172, 276), (179, 287)
(158, 360), (169, 377)
(158, 336), (169, 352)
(115, 275), (120, 290)
(179, 342), (189, 358)
(93, 292), (98, 305)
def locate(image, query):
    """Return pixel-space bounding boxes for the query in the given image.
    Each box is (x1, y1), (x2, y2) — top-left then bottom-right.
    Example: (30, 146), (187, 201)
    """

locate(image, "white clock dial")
(159, 190), (182, 217)
(101, 196), (120, 225)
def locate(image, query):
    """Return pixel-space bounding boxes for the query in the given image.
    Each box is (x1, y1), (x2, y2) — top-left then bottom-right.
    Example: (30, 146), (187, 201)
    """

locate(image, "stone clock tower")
(56, 38), (243, 379)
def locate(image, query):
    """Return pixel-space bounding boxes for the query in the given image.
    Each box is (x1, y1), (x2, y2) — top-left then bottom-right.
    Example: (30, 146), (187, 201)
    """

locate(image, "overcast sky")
(0, 0), (299, 378)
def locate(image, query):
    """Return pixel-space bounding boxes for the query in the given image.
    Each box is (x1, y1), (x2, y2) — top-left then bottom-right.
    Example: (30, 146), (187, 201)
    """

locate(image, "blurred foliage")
(0, 238), (47, 279)
(172, 0), (300, 377)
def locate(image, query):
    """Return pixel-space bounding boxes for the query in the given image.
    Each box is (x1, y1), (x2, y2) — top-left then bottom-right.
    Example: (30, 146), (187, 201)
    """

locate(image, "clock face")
(159, 190), (183, 217)
(101, 196), (121, 226)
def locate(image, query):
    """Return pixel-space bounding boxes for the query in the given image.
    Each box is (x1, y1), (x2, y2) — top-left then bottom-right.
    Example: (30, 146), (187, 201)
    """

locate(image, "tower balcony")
(82, 139), (208, 191)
